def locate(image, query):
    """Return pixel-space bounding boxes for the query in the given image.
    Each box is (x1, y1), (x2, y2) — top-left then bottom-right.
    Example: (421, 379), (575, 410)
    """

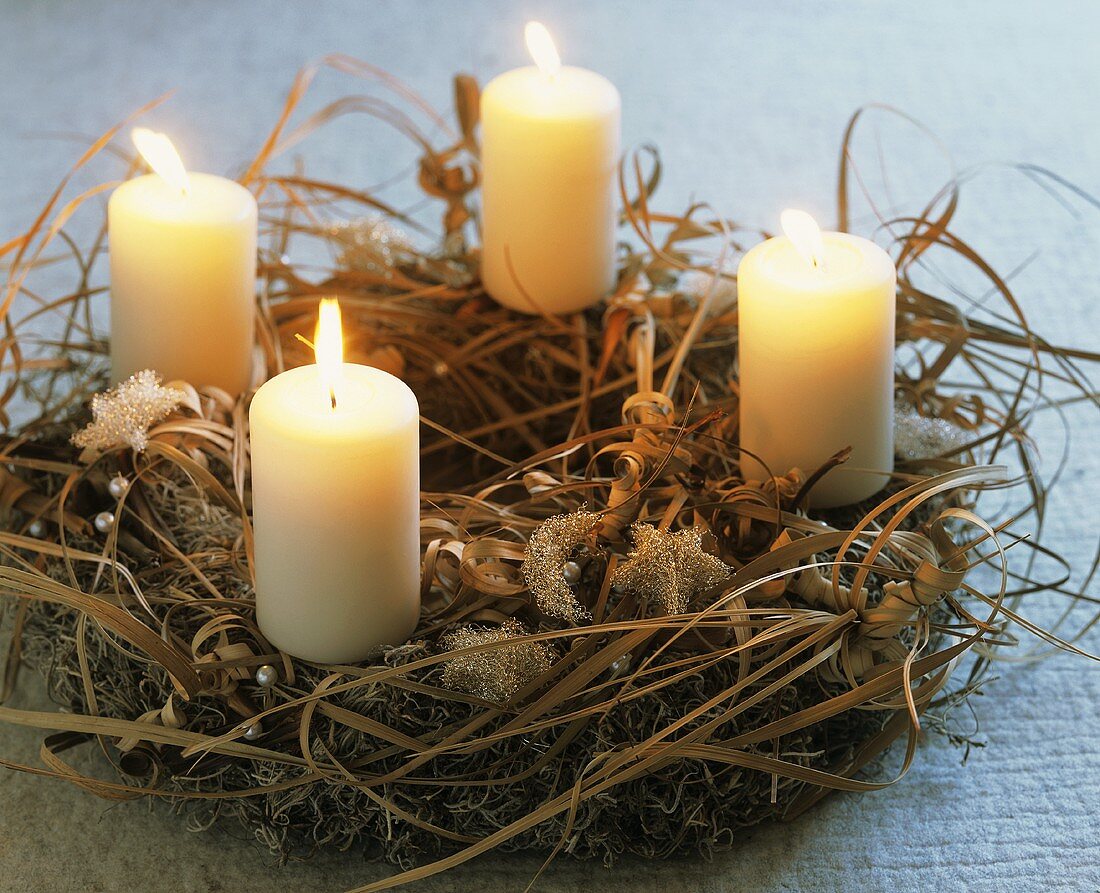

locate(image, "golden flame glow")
(780, 209), (827, 272)
(525, 21), (561, 79)
(315, 298), (344, 409)
(131, 127), (190, 196)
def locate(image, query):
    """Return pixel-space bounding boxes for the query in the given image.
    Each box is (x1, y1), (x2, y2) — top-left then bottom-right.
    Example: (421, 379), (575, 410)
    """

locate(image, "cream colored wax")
(480, 25), (621, 314)
(250, 358), (421, 663)
(109, 171), (257, 394)
(737, 224), (896, 508)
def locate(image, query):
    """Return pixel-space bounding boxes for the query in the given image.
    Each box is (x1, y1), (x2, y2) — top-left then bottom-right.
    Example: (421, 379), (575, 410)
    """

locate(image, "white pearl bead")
(108, 475), (130, 499)
(562, 560), (582, 586)
(94, 511), (115, 534)
(243, 721), (262, 740)
(254, 665), (278, 687)
(27, 520), (45, 538)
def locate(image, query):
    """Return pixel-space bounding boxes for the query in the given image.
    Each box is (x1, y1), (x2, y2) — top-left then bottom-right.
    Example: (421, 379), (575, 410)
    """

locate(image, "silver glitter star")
(71, 370), (185, 453)
(329, 216), (412, 279)
(678, 255), (737, 312)
(894, 404), (970, 461)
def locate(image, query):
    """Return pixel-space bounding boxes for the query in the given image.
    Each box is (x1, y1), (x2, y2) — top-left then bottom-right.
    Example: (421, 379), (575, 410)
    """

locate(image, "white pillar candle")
(110, 128), (256, 395)
(250, 300), (421, 663)
(480, 22), (621, 315)
(737, 210), (896, 508)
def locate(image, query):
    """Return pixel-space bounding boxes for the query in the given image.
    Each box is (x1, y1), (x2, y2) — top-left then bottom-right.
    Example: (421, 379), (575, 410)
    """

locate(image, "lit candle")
(109, 128), (257, 394)
(480, 21), (621, 314)
(250, 299), (421, 663)
(737, 210), (896, 508)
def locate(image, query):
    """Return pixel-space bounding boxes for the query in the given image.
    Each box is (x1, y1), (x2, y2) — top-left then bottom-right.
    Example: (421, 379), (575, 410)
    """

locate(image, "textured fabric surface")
(1, 2), (1098, 891)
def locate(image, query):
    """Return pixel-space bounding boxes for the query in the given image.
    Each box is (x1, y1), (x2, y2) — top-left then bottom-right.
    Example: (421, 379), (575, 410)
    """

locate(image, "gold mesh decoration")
(441, 619), (554, 702)
(611, 522), (732, 614)
(521, 508), (602, 622)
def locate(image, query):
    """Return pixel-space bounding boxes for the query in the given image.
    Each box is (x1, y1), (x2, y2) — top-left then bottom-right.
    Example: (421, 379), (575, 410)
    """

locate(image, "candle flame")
(315, 298), (344, 409)
(525, 21), (561, 79)
(780, 209), (827, 272)
(131, 128), (190, 196)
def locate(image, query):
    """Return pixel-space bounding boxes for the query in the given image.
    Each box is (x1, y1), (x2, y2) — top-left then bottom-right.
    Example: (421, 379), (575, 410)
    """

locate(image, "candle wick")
(330, 388), (337, 410)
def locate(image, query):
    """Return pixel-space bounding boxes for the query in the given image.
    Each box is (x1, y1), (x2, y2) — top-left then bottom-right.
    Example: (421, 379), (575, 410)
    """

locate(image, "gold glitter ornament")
(521, 508), (602, 623)
(71, 370), (186, 453)
(611, 523), (732, 614)
(441, 619), (554, 702)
